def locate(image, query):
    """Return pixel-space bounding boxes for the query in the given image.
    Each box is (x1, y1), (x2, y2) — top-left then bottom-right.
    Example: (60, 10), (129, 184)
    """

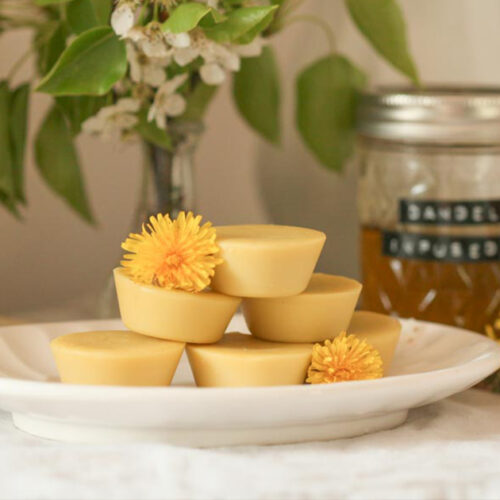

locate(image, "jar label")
(383, 231), (500, 261)
(400, 199), (500, 225)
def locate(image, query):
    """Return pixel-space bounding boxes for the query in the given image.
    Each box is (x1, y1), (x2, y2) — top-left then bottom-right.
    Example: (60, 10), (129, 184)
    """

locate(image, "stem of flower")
(138, 1), (149, 25)
(282, 14), (336, 53)
(153, 0), (159, 21)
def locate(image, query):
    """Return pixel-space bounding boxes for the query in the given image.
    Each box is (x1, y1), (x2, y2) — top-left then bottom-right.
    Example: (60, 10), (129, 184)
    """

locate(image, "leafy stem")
(138, 2), (150, 25)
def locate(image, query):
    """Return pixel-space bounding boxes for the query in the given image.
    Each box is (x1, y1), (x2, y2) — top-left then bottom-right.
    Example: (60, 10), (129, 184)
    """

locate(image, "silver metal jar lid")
(357, 86), (500, 145)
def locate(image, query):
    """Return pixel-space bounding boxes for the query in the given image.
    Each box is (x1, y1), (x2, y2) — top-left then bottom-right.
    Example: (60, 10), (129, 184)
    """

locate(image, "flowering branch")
(0, 0), (419, 222)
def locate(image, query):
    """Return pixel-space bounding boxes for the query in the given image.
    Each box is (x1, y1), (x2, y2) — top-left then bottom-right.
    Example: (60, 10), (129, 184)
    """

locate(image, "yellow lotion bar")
(348, 311), (402, 373)
(243, 273), (362, 343)
(51, 330), (185, 386)
(211, 225), (326, 298)
(114, 268), (241, 343)
(186, 333), (313, 387)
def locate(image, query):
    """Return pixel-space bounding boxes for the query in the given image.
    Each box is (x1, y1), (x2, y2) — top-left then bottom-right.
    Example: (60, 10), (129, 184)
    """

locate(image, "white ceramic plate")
(0, 315), (499, 447)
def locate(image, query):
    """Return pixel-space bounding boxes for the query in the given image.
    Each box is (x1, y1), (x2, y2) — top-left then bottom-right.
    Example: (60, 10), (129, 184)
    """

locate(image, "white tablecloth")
(0, 389), (499, 500)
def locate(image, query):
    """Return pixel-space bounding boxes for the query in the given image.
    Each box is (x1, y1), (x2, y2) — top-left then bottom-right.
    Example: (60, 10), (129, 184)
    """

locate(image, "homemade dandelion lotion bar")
(52, 211), (399, 390)
(187, 333), (313, 387)
(243, 273), (362, 343)
(211, 225), (326, 297)
(51, 331), (184, 386)
(114, 269), (240, 343)
(115, 212), (240, 343)
(348, 311), (402, 373)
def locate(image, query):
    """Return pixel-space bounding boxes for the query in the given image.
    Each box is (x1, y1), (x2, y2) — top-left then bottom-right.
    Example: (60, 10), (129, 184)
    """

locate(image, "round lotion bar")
(210, 225), (326, 298)
(348, 311), (401, 373)
(51, 330), (185, 386)
(114, 268), (241, 343)
(186, 333), (313, 387)
(243, 273), (362, 343)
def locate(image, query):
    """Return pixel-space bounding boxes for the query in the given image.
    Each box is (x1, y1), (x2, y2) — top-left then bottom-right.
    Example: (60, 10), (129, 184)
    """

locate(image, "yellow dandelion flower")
(485, 321), (500, 344)
(306, 332), (383, 384)
(121, 211), (223, 293)
(485, 324), (497, 341)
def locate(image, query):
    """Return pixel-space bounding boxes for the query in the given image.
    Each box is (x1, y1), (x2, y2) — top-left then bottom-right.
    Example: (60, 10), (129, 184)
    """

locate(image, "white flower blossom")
(148, 74), (188, 129)
(126, 23), (170, 58)
(173, 31), (241, 85)
(164, 32), (191, 49)
(200, 63), (227, 86)
(125, 22), (191, 59)
(82, 98), (140, 140)
(126, 43), (167, 87)
(232, 37), (265, 58)
(173, 46), (200, 67)
(111, 1), (136, 37)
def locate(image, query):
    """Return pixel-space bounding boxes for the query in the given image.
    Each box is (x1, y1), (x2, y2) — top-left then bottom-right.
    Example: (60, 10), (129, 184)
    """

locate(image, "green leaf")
(9, 83), (30, 202)
(0, 82), (21, 217)
(180, 80), (218, 122)
(66, 0), (111, 35)
(204, 6), (278, 43)
(135, 109), (173, 151)
(162, 3), (211, 33)
(36, 22), (68, 76)
(56, 94), (109, 134)
(35, 0), (72, 4)
(0, 192), (21, 218)
(90, 0), (111, 25)
(35, 106), (94, 222)
(296, 55), (367, 171)
(36, 26), (127, 96)
(236, 9), (275, 44)
(208, 9), (227, 24)
(346, 0), (419, 84)
(198, 8), (227, 28)
(0, 82), (15, 199)
(233, 46), (280, 144)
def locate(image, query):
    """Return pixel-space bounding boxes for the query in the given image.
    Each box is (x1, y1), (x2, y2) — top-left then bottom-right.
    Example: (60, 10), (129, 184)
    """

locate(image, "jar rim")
(357, 85), (500, 145)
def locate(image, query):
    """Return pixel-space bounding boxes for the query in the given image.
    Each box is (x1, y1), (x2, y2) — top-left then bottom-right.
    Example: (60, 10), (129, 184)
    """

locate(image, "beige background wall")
(2, 0), (500, 315)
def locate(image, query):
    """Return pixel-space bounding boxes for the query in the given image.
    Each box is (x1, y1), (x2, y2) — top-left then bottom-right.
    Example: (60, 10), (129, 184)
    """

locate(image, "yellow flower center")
(163, 251), (183, 268)
(306, 332), (383, 384)
(121, 211), (223, 293)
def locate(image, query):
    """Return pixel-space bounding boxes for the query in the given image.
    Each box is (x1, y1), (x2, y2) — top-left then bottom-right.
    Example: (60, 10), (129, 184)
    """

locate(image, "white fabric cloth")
(0, 389), (499, 500)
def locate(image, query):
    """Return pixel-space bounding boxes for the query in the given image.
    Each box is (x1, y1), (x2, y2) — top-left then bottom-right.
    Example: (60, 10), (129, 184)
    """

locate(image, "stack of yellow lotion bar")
(51, 214), (401, 388)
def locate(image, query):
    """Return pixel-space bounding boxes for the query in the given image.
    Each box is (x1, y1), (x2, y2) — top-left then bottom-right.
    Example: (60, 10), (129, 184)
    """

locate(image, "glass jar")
(356, 87), (500, 336)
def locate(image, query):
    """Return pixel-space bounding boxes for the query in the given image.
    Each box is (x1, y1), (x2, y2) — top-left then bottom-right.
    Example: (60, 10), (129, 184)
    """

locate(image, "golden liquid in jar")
(360, 226), (500, 333)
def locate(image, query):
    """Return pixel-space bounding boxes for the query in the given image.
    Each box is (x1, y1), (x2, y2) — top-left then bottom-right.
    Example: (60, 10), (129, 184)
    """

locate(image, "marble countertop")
(0, 389), (499, 500)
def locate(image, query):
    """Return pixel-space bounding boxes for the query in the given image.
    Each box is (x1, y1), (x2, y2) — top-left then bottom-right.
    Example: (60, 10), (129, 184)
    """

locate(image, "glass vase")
(96, 121), (203, 318)
(134, 122), (202, 224)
